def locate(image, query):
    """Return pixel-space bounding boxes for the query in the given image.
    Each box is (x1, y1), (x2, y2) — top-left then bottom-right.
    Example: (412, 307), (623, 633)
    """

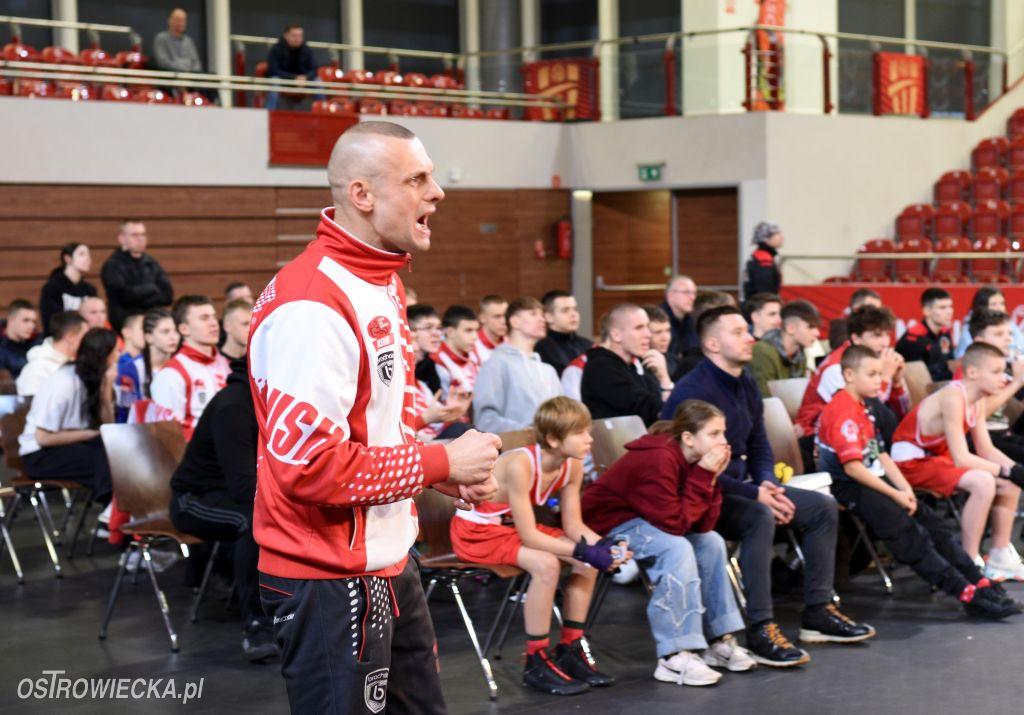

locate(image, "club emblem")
(377, 351), (395, 387)
(364, 668), (389, 714)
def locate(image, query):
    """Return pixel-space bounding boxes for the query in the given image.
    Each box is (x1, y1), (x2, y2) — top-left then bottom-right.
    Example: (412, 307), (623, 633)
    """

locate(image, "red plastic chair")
(0, 78), (10, 95)
(389, 99), (421, 116)
(854, 239), (894, 282)
(932, 236), (972, 282)
(2, 43), (39, 61)
(132, 88), (173, 104)
(934, 201), (973, 240)
(402, 72), (428, 87)
(896, 203), (934, 240)
(1009, 205), (1024, 244)
(80, 48), (118, 67)
(358, 98), (388, 115)
(430, 74), (463, 90)
(16, 80), (52, 98)
(312, 98), (357, 115)
(934, 170), (972, 204)
(371, 71), (403, 86)
(115, 51), (145, 69)
(1008, 170), (1024, 204)
(342, 69), (374, 83)
(100, 84), (131, 101)
(971, 236), (1014, 283)
(449, 105), (484, 119)
(485, 108), (510, 120)
(1008, 109), (1024, 140)
(973, 167), (1009, 202)
(179, 92), (210, 106)
(972, 137), (1009, 169)
(317, 65), (345, 83)
(1008, 138), (1024, 174)
(55, 82), (92, 100)
(892, 237), (933, 283)
(823, 276), (851, 284)
(419, 102), (448, 117)
(972, 199), (1010, 238)
(41, 46), (81, 64)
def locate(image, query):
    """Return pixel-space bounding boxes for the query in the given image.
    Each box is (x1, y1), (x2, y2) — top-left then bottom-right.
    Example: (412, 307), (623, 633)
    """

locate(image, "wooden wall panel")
(674, 188), (739, 289)
(591, 190), (672, 331)
(0, 186), (277, 219)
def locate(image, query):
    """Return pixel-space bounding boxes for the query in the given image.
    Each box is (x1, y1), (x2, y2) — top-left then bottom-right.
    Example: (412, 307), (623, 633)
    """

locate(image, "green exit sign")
(638, 163), (664, 182)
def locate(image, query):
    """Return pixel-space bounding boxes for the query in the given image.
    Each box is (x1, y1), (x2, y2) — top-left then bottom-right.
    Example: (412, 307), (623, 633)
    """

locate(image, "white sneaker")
(985, 545), (1024, 582)
(654, 651), (722, 686)
(125, 548), (179, 574)
(702, 634), (756, 672)
(973, 554), (986, 572)
(612, 559), (640, 585)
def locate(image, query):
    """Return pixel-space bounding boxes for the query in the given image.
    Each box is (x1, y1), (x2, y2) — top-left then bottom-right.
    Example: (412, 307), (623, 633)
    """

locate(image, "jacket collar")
(317, 208), (411, 285)
(177, 343), (217, 366)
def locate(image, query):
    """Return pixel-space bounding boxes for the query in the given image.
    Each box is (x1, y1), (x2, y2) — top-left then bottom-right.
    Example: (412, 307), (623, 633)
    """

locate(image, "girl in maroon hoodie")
(582, 399), (755, 687)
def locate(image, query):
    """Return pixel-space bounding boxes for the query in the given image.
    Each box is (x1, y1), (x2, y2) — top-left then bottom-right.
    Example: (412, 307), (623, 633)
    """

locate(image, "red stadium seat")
(388, 99), (420, 116)
(972, 199), (1010, 238)
(16, 80), (53, 98)
(132, 88), (173, 104)
(317, 65), (345, 83)
(932, 236), (971, 282)
(972, 137), (1008, 169)
(934, 170), (972, 204)
(402, 72), (428, 87)
(312, 98), (357, 115)
(79, 48), (118, 67)
(0, 78), (11, 95)
(430, 74), (463, 90)
(892, 237), (932, 283)
(1008, 170), (1024, 204)
(449, 105), (484, 119)
(971, 236), (1014, 283)
(2, 43), (39, 61)
(41, 46), (81, 64)
(1009, 205), (1024, 245)
(115, 50), (144, 69)
(1009, 109), (1024, 140)
(1008, 138), (1024, 174)
(358, 98), (388, 115)
(485, 108), (510, 120)
(973, 167), (1009, 201)
(179, 91), (210, 106)
(372, 71), (403, 86)
(342, 69), (374, 83)
(419, 102), (449, 117)
(55, 81), (92, 100)
(823, 275), (851, 284)
(100, 84), (131, 101)
(854, 239), (893, 282)
(934, 201), (973, 239)
(896, 203), (934, 240)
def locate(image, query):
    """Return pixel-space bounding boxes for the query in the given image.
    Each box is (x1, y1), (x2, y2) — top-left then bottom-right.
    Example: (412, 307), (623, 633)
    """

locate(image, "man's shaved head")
(326, 121), (444, 255)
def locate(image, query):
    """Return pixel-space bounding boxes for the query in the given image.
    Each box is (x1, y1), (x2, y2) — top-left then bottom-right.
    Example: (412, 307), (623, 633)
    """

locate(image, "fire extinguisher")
(555, 218), (572, 260)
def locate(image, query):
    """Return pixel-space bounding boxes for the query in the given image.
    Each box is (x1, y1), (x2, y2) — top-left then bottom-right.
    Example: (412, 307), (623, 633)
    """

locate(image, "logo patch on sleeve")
(377, 350), (395, 387)
(367, 315), (394, 351)
(364, 668), (389, 713)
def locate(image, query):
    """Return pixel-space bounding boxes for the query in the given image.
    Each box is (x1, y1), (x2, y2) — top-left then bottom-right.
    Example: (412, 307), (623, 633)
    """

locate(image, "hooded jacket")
(15, 338), (70, 397)
(38, 269), (98, 335)
(749, 328), (807, 397)
(580, 346), (663, 425)
(100, 249), (174, 330)
(582, 432), (721, 536)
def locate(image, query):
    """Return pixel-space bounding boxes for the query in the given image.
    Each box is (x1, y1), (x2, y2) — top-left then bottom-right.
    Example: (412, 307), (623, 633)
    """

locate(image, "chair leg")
(86, 521), (101, 557)
(59, 487), (75, 532)
(37, 489), (62, 543)
(190, 542), (221, 623)
(424, 576), (439, 602)
(483, 574), (520, 656)
(0, 498), (24, 584)
(584, 570), (612, 633)
(449, 580), (498, 702)
(141, 543), (179, 652)
(851, 515), (893, 595)
(786, 527), (806, 570)
(946, 498), (963, 528)
(726, 559), (747, 612)
(495, 575), (530, 660)
(99, 546), (132, 640)
(66, 491), (94, 559)
(28, 491), (61, 577)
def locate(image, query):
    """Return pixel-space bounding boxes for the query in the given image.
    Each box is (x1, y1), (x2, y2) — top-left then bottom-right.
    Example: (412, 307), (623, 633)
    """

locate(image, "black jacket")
(267, 39), (317, 80)
(169, 359), (256, 503)
(535, 330), (593, 376)
(895, 321), (954, 382)
(0, 333), (41, 378)
(100, 249), (174, 330)
(580, 346), (663, 426)
(742, 242), (781, 300)
(660, 300), (698, 365)
(38, 269), (98, 334)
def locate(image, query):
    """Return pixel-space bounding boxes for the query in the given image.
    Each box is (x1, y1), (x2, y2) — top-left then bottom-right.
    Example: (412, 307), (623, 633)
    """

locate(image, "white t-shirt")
(18, 365), (89, 456)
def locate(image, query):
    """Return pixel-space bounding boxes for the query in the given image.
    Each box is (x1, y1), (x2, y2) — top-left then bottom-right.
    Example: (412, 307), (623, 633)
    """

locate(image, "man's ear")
(348, 179), (375, 213)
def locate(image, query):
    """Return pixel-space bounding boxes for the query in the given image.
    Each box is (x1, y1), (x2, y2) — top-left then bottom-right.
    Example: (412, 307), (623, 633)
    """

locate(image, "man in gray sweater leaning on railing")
(153, 8), (202, 74)
(473, 296), (563, 433)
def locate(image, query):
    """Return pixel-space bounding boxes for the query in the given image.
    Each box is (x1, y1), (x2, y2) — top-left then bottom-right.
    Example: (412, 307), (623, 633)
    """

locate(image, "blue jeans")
(610, 518), (744, 657)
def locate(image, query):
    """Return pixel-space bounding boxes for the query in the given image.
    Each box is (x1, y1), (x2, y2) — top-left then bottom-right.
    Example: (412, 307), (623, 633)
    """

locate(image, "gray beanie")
(753, 221), (780, 244)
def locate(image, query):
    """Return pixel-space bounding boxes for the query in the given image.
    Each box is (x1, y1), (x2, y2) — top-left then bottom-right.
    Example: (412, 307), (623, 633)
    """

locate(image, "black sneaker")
(523, 650), (590, 696)
(242, 619), (280, 663)
(799, 603), (876, 644)
(552, 639), (615, 687)
(963, 584), (1020, 620)
(977, 580), (1021, 612)
(746, 621), (810, 667)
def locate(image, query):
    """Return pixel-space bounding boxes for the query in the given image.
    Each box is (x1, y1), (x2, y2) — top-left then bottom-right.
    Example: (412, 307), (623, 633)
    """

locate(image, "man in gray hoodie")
(473, 296), (563, 433)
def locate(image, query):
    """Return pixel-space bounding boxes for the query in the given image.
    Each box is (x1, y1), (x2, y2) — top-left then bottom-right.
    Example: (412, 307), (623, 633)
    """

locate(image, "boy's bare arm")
(557, 461), (602, 545)
(879, 453), (914, 493)
(941, 391), (1001, 474)
(506, 455), (576, 557)
(970, 417), (1016, 469)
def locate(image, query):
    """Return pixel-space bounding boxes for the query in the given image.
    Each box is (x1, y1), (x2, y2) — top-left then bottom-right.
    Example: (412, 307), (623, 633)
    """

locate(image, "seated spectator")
(101, 220), (174, 331)
(961, 310), (1024, 456)
(220, 299), (253, 360)
(580, 304), (671, 426)
(18, 328), (118, 502)
(150, 296), (229, 439)
(265, 25), (321, 111)
(674, 290), (737, 379)
(828, 288), (881, 350)
(583, 399), (756, 686)
(817, 345), (1015, 619)
(750, 300), (821, 397)
(431, 304), (481, 400)
(744, 292), (782, 340)
(79, 296), (108, 329)
(17, 312), (87, 397)
(409, 304), (470, 439)
(474, 294), (508, 365)
(0, 299), (41, 379)
(451, 397), (625, 695)
(663, 306), (874, 666)
(742, 221), (783, 300)
(644, 305), (679, 379)
(38, 243), (98, 334)
(892, 343), (1024, 582)
(895, 287), (955, 382)
(118, 309), (179, 424)
(225, 282), (255, 304)
(535, 290), (592, 376)
(114, 312), (148, 422)
(661, 276), (699, 368)
(955, 286), (1024, 359)
(474, 297), (562, 433)
(170, 357), (280, 662)
(153, 8), (202, 74)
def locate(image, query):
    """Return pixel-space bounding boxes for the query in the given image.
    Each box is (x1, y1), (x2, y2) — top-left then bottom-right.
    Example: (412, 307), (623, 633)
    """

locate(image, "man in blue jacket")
(663, 305), (874, 668)
(266, 25), (321, 110)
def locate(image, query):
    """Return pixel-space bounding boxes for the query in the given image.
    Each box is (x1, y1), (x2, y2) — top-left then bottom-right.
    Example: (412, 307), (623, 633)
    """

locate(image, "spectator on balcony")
(742, 221), (783, 301)
(265, 25), (321, 111)
(153, 8), (202, 74)
(101, 220), (174, 332)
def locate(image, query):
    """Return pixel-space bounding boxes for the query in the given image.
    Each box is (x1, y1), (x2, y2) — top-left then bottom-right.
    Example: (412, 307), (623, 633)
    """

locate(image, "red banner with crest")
(521, 58), (599, 121)
(873, 52), (926, 116)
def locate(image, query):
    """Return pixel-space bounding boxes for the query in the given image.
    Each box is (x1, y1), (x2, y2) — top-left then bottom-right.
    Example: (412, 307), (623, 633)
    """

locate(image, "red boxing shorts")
(450, 519), (565, 567)
(895, 456), (971, 497)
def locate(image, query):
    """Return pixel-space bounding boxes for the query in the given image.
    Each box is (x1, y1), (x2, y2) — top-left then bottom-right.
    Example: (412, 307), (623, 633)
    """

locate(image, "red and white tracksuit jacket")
(149, 344), (229, 440)
(249, 208), (449, 580)
(431, 342), (479, 399)
(473, 328), (503, 365)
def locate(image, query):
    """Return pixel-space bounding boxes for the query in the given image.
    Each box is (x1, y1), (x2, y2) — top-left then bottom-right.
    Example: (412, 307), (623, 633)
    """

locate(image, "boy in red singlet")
(892, 342), (1024, 580)
(450, 397), (630, 696)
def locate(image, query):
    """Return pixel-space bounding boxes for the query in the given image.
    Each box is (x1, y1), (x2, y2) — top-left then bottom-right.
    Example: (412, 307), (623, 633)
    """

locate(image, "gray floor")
(0, 497), (1021, 715)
